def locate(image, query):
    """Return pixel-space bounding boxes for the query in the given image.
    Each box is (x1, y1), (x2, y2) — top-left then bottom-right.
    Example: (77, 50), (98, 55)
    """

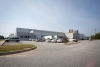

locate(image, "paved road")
(0, 40), (100, 67)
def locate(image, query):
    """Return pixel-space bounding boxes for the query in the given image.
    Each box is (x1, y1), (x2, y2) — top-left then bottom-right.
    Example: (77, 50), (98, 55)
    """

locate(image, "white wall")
(16, 28), (65, 40)
(65, 33), (80, 40)
(65, 33), (73, 39)
(73, 33), (79, 40)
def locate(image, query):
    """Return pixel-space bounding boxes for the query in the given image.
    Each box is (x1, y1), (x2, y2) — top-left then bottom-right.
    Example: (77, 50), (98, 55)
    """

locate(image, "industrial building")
(64, 29), (80, 40)
(16, 28), (65, 40)
(11, 28), (85, 40)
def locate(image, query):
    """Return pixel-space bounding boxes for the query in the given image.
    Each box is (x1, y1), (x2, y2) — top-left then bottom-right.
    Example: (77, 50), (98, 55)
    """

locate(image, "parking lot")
(0, 40), (100, 67)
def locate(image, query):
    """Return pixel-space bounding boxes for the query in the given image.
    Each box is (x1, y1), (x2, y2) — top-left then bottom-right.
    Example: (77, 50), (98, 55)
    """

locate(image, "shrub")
(63, 37), (69, 43)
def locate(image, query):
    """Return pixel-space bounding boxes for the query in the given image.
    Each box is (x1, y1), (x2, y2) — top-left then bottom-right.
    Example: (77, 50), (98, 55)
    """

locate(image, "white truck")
(43, 36), (54, 40)
(51, 36), (64, 43)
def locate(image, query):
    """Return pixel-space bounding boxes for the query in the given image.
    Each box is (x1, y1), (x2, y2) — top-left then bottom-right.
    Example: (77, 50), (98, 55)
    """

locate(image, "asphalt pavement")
(0, 40), (100, 67)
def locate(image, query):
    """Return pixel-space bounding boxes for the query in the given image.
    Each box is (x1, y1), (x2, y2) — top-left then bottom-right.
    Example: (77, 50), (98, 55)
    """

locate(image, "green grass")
(0, 44), (35, 52)
(0, 40), (2, 41)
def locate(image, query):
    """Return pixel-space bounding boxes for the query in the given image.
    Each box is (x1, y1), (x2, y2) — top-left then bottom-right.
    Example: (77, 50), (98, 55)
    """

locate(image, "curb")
(0, 41), (5, 45)
(0, 46), (37, 56)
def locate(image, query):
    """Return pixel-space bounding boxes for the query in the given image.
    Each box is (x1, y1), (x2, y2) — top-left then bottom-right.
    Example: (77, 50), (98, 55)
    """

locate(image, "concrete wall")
(65, 33), (80, 40)
(73, 33), (79, 40)
(65, 33), (73, 39)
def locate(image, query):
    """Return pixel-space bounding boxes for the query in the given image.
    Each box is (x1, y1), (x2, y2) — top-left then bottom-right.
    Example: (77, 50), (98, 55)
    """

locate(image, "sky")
(0, 0), (100, 37)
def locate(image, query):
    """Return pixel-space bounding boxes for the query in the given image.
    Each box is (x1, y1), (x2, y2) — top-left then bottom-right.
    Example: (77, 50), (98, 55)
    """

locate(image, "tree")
(63, 37), (68, 43)
(91, 32), (100, 39)
(0, 35), (4, 39)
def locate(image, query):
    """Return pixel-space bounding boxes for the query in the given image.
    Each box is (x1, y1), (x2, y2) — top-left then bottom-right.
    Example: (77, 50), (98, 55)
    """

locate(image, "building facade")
(79, 34), (85, 40)
(65, 33), (80, 40)
(15, 28), (85, 40)
(16, 28), (65, 40)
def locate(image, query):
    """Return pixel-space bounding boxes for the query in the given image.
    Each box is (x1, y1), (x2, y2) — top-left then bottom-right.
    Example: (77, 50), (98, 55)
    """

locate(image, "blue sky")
(0, 0), (100, 37)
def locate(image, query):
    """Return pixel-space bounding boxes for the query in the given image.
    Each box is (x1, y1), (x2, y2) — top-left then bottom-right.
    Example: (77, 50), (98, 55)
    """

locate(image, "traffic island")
(0, 44), (37, 56)
(0, 40), (5, 45)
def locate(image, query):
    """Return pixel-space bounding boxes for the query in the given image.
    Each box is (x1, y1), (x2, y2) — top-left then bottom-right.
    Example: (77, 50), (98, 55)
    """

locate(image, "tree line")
(91, 32), (100, 39)
(0, 35), (4, 39)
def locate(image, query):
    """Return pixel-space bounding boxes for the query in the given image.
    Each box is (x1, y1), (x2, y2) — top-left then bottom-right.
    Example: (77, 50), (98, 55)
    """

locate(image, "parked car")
(57, 38), (63, 43)
(35, 38), (40, 42)
(89, 37), (92, 41)
(39, 38), (45, 42)
(29, 38), (35, 41)
(51, 39), (57, 43)
(68, 38), (77, 42)
(5, 37), (20, 42)
(45, 39), (51, 42)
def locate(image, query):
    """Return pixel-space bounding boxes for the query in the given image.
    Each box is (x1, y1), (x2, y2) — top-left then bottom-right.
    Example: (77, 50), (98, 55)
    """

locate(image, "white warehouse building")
(16, 28), (65, 40)
(15, 28), (85, 40)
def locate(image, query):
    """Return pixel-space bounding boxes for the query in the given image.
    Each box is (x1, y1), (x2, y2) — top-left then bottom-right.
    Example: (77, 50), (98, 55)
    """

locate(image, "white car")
(45, 39), (51, 42)
(51, 39), (57, 43)
(29, 39), (35, 41)
(68, 38), (76, 42)
(57, 38), (63, 43)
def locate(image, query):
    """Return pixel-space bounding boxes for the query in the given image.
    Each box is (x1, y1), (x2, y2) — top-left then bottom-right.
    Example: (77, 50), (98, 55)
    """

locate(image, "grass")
(0, 44), (35, 52)
(0, 40), (2, 41)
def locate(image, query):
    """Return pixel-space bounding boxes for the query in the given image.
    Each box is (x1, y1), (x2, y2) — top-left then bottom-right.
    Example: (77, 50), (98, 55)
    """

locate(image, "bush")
(91, 32), (100, 40)
(63, 37), (69, 43)
(0, 35), (4, 39)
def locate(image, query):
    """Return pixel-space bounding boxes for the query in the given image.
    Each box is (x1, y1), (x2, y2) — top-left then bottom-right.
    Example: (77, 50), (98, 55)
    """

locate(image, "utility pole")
(95, 29), (96, 36)
(94, 29), (96, 40)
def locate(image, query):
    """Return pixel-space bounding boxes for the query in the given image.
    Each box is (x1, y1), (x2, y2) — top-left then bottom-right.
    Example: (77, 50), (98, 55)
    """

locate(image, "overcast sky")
(0, 0), (100, 37)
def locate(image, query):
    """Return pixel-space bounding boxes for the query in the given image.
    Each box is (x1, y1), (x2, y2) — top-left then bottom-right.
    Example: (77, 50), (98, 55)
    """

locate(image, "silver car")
(51, 39), (57, 43)
(57, 38), (63, 43)
(29, 38), (35, 41)
(45, 39), (51, 42)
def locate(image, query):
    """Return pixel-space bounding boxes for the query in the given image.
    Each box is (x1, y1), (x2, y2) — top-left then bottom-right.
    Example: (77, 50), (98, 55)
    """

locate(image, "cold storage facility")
(16, 28), (65, 40)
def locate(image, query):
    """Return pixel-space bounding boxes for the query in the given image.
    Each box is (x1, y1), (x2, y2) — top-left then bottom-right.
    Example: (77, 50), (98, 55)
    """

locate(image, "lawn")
(0, 44), (35, 52)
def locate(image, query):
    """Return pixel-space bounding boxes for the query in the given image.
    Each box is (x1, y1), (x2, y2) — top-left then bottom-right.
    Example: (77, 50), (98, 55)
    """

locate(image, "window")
(28, 36), (30, 38)
(27, 36), (29, 38)
(34, 35), (37, 39)
(12, 38), (19, 39)
(20, 36), (23, 38)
